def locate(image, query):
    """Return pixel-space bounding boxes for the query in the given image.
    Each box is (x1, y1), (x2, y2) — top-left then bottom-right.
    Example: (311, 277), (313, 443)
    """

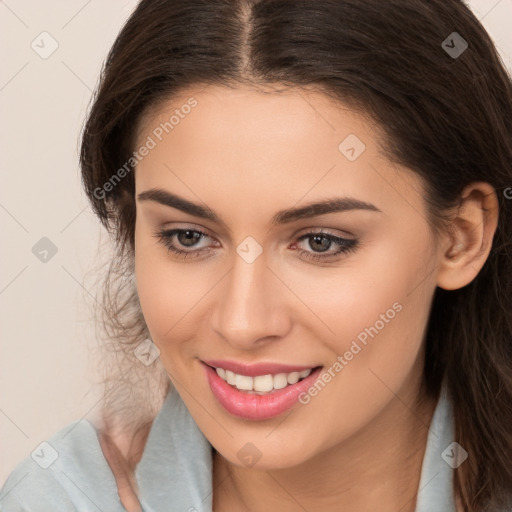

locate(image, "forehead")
(134, 84), (426, 227)
(136, 83), (372, 154)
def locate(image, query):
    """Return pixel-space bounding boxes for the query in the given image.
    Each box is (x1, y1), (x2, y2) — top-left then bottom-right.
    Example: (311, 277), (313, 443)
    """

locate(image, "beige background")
(1, 0), (511, 486)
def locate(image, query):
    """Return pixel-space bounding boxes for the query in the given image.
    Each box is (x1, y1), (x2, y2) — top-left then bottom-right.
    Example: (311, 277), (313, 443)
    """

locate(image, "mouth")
(201, 360), (323, 420)
(212, 366), (314, 394)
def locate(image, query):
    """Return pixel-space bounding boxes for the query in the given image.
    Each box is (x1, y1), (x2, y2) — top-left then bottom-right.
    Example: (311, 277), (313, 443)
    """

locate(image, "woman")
(1, 0), (511, 511)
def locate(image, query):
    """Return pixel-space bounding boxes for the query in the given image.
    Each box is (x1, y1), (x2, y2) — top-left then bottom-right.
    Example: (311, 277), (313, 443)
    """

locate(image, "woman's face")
(133, 84), (442, 468)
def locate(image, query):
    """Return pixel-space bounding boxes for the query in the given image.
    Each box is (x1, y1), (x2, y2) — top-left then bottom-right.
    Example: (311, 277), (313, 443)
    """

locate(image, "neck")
(213, 378), (438, 512)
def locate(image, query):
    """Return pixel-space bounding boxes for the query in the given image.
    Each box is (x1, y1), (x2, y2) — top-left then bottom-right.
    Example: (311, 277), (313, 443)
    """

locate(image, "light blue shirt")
(1, 384), (459, 511)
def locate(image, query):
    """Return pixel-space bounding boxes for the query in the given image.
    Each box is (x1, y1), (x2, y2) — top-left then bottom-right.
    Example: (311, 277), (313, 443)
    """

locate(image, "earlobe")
(436, 182), (499, 291)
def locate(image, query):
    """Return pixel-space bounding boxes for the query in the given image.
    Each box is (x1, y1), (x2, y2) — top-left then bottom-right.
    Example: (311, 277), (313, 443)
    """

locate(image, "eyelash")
(153, 227), (359, 262)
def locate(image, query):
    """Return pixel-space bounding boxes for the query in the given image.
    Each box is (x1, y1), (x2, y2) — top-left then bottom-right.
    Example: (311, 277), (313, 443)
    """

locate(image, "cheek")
(134, 237), (218, 368)
(135, 215), (436, 381)
(276, 235), (437, 448)
(134, 234), (183, 357)
(287, 225), (436, 373)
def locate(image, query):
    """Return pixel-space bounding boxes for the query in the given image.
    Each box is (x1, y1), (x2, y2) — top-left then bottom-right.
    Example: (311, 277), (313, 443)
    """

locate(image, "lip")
(202, 359), (316, 377)
(202, 362), (323, 421)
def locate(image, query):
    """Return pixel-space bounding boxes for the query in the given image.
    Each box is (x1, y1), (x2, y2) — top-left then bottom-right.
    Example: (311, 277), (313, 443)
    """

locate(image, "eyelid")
(293, 229), (359, 262)
(158, 222), (355, 242)
(153, 225), (360, 263)
(295, 226), (356, 239)
(155, 224), (355, 245)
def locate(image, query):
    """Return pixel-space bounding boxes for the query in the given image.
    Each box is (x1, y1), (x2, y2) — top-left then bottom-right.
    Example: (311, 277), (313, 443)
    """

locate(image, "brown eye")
(153, 228), (213, 259)
(176, 230), (203, 247)
(294, 230), (359, 262)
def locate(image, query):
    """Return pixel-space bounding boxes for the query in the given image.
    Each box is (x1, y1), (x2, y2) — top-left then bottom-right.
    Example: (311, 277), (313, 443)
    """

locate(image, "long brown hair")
(79, 1), (512, 509)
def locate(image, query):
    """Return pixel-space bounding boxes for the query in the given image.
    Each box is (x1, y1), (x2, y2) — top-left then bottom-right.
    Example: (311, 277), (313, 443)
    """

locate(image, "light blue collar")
(135, 384), (456, 511)
(414, 383), (457, 511)
(135, 388), (213, 512)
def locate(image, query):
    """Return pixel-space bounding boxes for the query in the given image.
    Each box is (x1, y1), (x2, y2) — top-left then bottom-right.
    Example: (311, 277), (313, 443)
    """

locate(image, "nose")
(210, 249), (292, 350)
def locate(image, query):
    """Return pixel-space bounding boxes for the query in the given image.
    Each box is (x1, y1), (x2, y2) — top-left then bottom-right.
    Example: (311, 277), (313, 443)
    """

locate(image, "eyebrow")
(137, 188), (381, 226)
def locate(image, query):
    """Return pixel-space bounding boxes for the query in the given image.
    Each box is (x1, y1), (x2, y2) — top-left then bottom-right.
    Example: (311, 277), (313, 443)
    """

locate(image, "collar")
(135, 387), (213, 512)
(135, 382), (456, 512)
(414, 382), (457, 511)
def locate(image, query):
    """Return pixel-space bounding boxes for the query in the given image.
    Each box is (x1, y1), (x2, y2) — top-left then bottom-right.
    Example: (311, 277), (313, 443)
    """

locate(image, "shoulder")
(0, 419), (125, 511)
(1, 389), (214, 512)
(134, 388), (214, 511)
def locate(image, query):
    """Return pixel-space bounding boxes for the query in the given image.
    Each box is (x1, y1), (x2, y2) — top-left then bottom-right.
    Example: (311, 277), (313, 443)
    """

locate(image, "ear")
(436, 182), (499, 291)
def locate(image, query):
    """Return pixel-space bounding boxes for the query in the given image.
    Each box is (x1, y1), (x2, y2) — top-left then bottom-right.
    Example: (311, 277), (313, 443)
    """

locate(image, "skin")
(113, 84), (498, 512)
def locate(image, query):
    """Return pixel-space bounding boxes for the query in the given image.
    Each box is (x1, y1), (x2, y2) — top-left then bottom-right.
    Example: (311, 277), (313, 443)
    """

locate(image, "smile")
(215, 367), (313, 394)
(202, 360), (323, 420)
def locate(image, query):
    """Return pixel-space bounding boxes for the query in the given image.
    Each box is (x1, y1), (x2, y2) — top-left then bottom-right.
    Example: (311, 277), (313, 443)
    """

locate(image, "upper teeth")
(215, 368), (312, 393)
